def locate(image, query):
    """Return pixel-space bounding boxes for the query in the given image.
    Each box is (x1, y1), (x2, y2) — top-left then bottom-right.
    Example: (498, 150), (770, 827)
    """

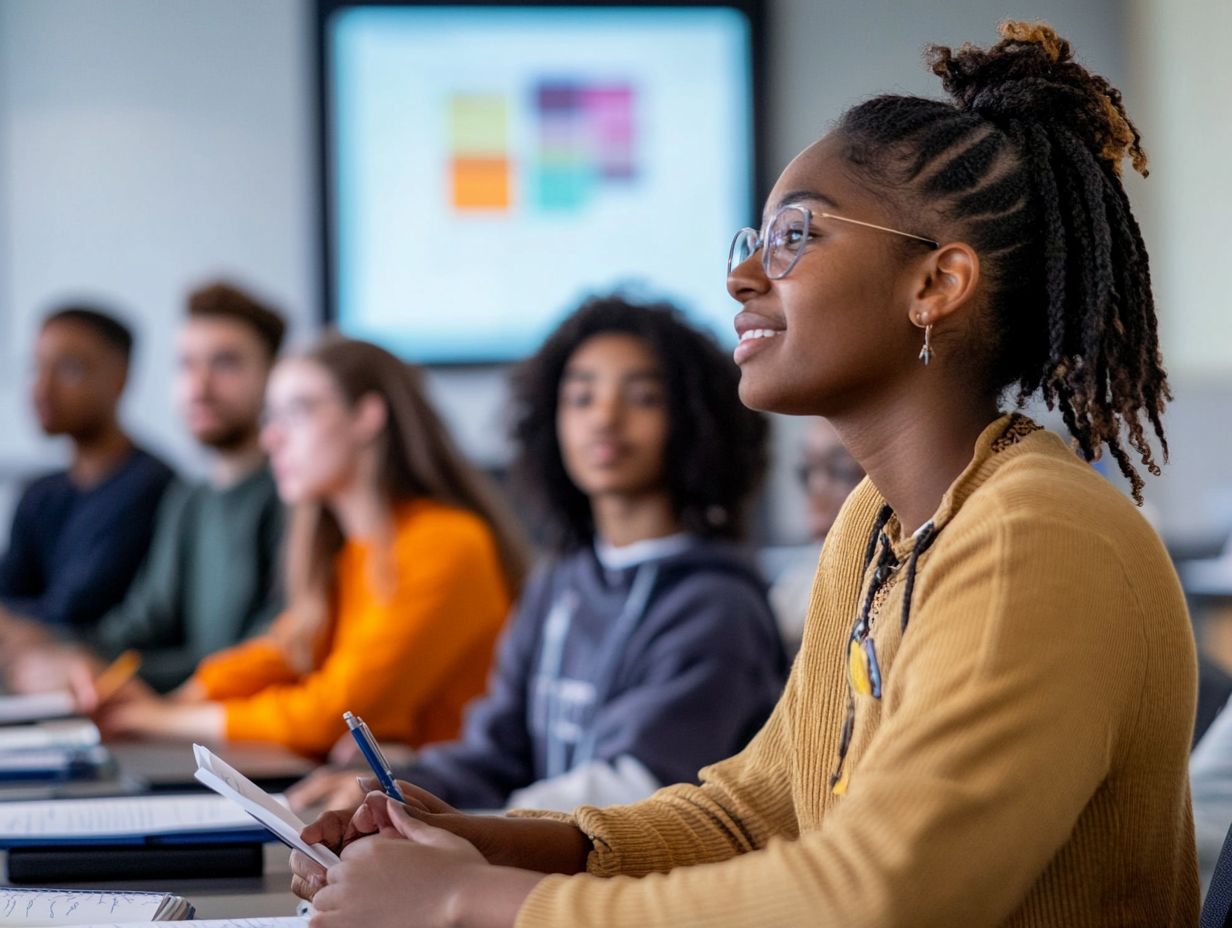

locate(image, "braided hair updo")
(837, 21), (1167, 502)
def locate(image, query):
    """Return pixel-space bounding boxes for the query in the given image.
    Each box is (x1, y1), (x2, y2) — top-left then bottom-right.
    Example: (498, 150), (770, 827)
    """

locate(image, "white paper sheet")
(192, 745), (340, 869)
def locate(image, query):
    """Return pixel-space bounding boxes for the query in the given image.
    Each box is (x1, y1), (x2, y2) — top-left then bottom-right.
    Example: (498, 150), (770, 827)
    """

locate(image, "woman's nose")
(727, 251), (770, 303)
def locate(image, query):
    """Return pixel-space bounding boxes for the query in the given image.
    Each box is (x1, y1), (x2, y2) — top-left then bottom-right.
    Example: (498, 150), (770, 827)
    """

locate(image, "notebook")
(0, 693), (75, 726)
(0, 794), (269, 848)
(0, 746), (114, 783)
(191, 745), (340, 869)
(0, 721), (99, 754)
(0, 887), (193, 923)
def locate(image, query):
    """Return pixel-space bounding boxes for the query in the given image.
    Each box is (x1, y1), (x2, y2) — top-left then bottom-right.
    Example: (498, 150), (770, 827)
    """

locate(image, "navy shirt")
(0, 446), (175, 629)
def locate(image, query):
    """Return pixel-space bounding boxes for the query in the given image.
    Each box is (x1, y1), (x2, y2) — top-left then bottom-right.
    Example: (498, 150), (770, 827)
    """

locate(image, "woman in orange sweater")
(101, 336), (524, 756)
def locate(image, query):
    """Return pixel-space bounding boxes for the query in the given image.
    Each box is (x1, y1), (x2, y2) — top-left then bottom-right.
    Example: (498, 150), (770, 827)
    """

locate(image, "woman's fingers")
(382, 797), (475, 851)
(300, 808), (355, 850)
(397, 779), (456, 814)
(288, 850), (327, 901)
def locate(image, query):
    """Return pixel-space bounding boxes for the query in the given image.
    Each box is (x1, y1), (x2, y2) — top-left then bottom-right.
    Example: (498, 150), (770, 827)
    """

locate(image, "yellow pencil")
(93, 649), (142, 704)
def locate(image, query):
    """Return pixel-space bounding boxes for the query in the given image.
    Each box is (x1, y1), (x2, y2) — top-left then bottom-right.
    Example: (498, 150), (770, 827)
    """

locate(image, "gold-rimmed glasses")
(727, 205), (939, 280)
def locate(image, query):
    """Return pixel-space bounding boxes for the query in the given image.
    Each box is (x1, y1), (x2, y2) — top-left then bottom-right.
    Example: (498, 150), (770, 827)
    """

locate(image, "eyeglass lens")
(727, 205), (811, 280)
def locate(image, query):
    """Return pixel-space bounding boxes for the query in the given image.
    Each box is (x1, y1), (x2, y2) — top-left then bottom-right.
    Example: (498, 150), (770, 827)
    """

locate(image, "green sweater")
(84, 466), (284, 692)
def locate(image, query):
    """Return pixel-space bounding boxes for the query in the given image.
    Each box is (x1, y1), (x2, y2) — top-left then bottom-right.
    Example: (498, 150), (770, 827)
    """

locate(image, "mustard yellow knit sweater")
(516, 415), (1198, 927)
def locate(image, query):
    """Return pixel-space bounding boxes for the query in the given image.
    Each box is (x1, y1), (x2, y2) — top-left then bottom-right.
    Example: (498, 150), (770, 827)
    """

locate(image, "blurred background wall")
(0, 0), (1228, 547)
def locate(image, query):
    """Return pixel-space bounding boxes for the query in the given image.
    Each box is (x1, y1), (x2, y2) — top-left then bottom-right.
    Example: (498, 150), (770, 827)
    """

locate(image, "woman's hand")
(292, 777), (449, 899)
(309, 798), (540, 928)
(95, 690), (224, 741)
(4, 645), (98, 700)
(0, 610), (53, 663)
(291, 778), (590, 904)
(287, 768), (367, 814)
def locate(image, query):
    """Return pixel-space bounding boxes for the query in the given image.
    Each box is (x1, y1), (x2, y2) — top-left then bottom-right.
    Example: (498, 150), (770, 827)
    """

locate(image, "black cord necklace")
(830, 504), (942, 793)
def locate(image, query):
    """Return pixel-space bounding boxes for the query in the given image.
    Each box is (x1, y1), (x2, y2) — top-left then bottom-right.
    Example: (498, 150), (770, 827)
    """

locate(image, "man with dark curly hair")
(289, 295), (786, 812)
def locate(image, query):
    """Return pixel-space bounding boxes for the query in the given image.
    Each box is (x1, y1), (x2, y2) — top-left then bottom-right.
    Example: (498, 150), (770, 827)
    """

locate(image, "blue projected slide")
(326, 5), (754, 363)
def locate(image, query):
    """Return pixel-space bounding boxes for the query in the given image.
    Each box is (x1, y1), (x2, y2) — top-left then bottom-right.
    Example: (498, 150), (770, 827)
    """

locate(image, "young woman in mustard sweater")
(101, 336), (525, 756)
(292, 23), (1198, 925)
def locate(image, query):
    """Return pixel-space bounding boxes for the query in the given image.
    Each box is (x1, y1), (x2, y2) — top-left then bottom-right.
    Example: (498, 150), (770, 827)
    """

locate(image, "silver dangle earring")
(918, 323), (934, 366)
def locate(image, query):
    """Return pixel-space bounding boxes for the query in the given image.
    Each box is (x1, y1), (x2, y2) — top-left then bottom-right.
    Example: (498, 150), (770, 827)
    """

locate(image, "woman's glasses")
(727, 205), (939, 280)
(259, 394), (344, 431)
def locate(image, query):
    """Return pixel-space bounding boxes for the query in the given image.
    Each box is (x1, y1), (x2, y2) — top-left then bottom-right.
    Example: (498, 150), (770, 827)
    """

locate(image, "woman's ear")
(353, 392), (389, 445)
(906, 242), (980, 330)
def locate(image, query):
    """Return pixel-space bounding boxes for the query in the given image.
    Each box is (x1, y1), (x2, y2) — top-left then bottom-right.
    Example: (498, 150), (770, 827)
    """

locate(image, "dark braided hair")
(509, 295), (769, 552)
(837, 21), (1168, 502)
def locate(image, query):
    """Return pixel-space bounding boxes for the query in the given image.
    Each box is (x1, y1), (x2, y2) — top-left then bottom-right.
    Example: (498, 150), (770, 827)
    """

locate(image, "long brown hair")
(275, 335), (527, 670)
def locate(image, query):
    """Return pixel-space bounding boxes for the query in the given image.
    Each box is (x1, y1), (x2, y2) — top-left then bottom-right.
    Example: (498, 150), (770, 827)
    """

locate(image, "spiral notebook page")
(0, 887), (190, 924)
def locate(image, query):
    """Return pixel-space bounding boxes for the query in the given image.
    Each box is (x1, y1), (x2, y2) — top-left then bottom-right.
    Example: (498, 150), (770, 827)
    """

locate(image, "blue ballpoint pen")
(343, 710), (407, 803)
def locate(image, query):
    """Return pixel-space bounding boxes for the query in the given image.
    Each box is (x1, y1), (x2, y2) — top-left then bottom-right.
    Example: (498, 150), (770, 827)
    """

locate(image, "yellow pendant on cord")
(831, 766), (850, 795)
(849, 638), (872, 696)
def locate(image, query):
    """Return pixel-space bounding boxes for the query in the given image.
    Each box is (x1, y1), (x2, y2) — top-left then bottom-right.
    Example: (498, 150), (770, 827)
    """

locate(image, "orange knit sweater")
(517, 415), (1198, 927)
(194, 499), (511, 756)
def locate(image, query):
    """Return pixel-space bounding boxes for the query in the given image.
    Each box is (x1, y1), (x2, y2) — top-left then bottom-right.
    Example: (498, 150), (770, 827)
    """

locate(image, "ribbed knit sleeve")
(570, 685), (799, 878)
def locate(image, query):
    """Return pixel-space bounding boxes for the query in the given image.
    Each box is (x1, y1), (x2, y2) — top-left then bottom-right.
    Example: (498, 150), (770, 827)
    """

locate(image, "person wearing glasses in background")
(290, 23), (1197, 927)
(768, 418), (864, 656)
(0, 305), (173, 644)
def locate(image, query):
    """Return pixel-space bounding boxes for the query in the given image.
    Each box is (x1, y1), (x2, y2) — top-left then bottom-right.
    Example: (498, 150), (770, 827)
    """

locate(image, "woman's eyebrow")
(773, 189), (840, 212)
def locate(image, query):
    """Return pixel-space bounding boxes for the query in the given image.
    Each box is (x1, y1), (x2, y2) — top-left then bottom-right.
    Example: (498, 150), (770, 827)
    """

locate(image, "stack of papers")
(0, 720), (109, 784)
(0, 720), (99, 754)
(0, 887), (193, 923)
(192, 745), (339, 868)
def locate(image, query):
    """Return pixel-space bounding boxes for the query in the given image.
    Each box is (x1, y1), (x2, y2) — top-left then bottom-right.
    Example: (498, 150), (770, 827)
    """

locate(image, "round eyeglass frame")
(727, 205), (939, 280)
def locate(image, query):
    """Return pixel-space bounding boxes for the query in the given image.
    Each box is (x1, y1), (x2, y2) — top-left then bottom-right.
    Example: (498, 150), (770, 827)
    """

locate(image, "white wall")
(1120, 0), (1232, 543)
(0, 0), (317, 474)
(4, 0), (1227, 544)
